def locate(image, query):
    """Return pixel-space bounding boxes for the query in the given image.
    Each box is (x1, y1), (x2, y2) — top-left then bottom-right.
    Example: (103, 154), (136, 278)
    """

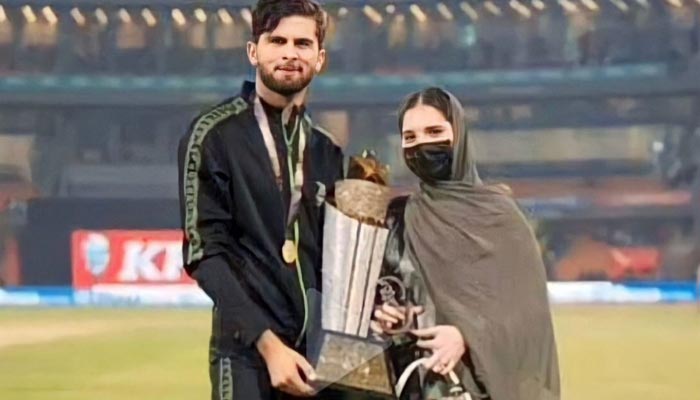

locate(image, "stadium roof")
(0, 0), (419, 6)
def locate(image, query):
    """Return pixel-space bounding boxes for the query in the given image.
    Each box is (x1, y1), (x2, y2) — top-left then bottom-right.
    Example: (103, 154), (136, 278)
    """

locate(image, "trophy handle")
(377, 276), (415, 335)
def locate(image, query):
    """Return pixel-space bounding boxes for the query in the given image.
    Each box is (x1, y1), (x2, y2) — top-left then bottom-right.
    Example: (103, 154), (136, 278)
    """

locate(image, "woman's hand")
(411, 325), (466, 376)
(370, 303), (424, 335)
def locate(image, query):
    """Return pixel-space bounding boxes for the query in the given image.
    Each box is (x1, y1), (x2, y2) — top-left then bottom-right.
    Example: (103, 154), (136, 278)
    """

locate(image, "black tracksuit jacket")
(178, 81), (344, 351)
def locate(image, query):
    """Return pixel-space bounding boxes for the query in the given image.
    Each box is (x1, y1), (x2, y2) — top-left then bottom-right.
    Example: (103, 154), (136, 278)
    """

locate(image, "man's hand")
(256, 330), (316, 397)
(370, 303), (424, 335)
(411, 325), (467, 376)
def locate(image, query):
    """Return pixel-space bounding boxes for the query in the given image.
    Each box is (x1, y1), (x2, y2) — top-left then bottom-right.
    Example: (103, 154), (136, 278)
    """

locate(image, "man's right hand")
(256, 330), (316, 397)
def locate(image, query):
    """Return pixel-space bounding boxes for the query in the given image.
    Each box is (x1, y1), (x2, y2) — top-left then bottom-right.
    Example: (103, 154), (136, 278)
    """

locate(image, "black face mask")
(404, 142), (453, 183)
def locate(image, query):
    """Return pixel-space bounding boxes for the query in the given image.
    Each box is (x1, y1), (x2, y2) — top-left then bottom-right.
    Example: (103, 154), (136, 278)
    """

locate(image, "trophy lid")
(335, 179), (392, 226)
(335, 151), (392, 225)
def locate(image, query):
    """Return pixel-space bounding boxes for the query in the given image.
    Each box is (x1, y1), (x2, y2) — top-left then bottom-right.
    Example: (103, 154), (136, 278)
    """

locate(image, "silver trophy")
(310, 154), (414, 397)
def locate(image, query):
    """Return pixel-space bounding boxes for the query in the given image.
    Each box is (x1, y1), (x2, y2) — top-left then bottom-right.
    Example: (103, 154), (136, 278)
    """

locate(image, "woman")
(372, 88), (560, 400)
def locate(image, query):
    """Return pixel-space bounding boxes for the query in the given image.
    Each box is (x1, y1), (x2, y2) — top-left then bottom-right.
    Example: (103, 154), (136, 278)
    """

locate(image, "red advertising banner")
(71, 230), (194, 289)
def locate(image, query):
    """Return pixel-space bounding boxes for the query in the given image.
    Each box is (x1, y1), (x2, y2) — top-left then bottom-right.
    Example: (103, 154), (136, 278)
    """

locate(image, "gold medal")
(282, 240), (298, 264)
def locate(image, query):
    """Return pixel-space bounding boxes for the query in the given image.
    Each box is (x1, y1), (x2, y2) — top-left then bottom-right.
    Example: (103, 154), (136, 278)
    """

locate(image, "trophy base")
(310, 330), (395, 398)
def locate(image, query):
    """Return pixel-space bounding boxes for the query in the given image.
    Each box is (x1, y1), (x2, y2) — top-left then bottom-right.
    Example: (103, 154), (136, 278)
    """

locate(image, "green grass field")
(0, 306), (699, 400)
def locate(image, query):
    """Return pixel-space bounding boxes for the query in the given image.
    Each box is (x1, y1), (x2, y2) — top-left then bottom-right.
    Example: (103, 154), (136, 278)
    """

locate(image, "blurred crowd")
(0, 2), (698, 76)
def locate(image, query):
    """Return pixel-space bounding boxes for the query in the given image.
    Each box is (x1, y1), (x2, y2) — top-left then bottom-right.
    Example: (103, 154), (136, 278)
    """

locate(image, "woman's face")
(401, 104), (456, 183)
(401, 104), (455, 149)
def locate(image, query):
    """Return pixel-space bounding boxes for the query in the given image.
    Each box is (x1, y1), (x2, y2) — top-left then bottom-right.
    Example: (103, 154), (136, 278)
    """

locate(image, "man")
(177, 1), (344, 398)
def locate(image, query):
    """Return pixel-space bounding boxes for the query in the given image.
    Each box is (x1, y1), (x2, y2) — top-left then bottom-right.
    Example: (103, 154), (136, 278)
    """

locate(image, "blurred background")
(0, 0), (699, 399)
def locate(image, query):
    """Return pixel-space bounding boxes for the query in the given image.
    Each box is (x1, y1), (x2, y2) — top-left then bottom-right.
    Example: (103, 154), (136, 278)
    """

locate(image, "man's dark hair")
(252, 0), (327, 48)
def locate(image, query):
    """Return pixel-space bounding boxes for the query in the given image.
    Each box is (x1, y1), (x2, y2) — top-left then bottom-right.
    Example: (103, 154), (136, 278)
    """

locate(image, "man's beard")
(260, 65), (315, 97)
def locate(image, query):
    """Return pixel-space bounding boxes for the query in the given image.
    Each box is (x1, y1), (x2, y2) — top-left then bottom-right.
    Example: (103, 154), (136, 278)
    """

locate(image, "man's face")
(248, 16), (326, 96)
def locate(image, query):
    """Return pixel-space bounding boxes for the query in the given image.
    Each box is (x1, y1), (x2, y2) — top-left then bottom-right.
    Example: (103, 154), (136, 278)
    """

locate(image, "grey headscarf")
(446, 91), (481, 187)
(402, 88), (560, 400)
